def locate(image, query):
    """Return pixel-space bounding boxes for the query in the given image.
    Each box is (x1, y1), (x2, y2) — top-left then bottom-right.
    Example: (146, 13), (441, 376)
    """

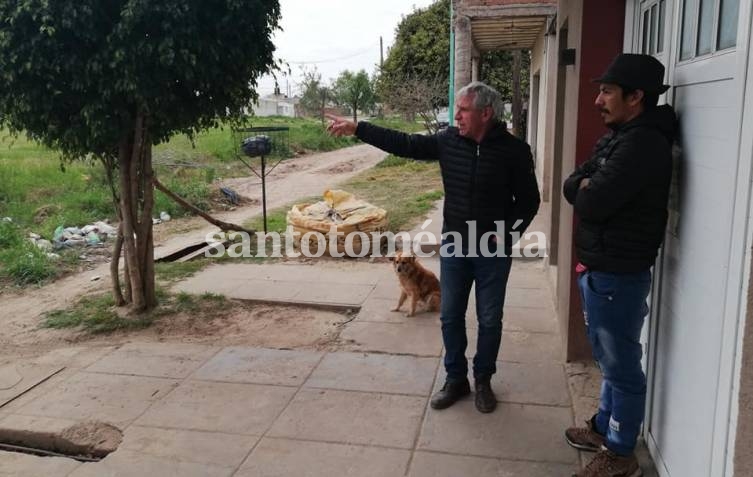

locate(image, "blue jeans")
(440, 242), (513, 382)
(578, 269), (651, 456)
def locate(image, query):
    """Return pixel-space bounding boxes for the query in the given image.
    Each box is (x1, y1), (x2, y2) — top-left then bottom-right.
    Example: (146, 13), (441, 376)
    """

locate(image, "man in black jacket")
(327, 81), (540, 413)
(562, 54), (676, 477)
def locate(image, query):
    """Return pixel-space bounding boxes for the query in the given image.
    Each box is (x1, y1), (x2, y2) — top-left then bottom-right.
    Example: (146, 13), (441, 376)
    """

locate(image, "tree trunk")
(114, 111), (157, 313)
(512, 50), (523, 138)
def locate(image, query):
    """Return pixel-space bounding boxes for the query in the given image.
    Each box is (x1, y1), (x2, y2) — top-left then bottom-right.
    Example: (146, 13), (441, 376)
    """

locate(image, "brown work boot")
(565, 416), (605, 452)
(572, 447), (642, 477)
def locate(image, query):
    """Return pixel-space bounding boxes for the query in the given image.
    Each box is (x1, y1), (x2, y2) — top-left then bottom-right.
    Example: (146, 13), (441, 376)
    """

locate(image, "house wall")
(549, 0), (624, 360)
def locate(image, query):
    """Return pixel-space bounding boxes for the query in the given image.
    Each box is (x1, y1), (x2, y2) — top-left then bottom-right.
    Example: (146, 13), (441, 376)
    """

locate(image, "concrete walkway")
(0, 255), (587, 476)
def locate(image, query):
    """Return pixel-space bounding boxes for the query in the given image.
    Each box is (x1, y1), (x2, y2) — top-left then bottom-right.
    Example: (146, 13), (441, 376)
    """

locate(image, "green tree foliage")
(378, 0), (531, 124)
(0, 0), (280, 311)
(479, 50), (532, 108)
(332, 70), (375, 123)
(378, 0), (451, 108)
(299, 67), (332, 124)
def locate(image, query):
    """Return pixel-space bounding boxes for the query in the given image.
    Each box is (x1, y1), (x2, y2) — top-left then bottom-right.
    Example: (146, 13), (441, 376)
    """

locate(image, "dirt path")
(0, 144), (387, 355)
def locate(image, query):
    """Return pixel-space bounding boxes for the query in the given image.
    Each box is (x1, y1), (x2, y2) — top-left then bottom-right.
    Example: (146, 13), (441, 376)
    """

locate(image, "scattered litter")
(2, 217), (12, 223)
(29, 232), (41, 240)
(46, 253), (61, 260)
(35, 239), (53, 252)
(220, 187), (240, 205)
(90, 276), (101, 282)
(152, 218), (162, 225)
(159, 211), (171, 222)
(85, 232), (101, 245)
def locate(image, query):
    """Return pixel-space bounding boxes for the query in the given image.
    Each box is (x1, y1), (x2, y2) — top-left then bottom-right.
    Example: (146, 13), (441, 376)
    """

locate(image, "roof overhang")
(458, 3), (557, 51)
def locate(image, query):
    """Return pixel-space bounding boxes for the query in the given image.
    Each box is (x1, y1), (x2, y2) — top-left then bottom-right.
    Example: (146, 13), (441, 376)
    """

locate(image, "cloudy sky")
(256, 0), (438, 97)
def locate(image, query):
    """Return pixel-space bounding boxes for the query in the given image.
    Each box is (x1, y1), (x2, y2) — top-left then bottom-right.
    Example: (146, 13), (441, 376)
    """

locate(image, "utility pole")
(512, 50), (522, 138)
(380, 36), (384, 69)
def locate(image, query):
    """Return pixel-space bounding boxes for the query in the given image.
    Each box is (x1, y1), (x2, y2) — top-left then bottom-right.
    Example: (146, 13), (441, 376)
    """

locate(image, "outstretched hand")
(325, 114), (357, 137)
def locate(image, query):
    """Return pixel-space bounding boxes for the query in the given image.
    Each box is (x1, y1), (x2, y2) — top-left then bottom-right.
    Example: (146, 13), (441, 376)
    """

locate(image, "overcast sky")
(256, 0), (438, 97)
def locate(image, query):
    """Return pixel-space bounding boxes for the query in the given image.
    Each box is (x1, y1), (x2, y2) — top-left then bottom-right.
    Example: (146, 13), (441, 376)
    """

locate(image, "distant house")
(250, 93), (300, 118)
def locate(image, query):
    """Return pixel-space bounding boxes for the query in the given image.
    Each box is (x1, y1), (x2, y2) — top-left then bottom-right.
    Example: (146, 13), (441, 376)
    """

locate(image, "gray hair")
(457, 81), (504, 119)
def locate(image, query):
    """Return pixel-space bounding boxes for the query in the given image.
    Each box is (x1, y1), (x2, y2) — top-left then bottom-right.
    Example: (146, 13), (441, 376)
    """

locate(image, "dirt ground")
(0, 144), (386, 361)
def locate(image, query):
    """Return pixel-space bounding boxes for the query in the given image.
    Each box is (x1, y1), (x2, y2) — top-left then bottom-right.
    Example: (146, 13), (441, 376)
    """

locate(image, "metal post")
(448, 0), (455, 126)
(261, 155), (268, 234)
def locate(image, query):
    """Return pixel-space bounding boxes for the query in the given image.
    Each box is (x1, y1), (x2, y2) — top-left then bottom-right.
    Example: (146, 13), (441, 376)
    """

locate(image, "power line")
(285, 43), (379, 65)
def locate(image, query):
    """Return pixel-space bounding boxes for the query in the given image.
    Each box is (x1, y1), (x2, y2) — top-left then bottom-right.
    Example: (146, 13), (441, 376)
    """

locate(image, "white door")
(636, 0), (749, 476)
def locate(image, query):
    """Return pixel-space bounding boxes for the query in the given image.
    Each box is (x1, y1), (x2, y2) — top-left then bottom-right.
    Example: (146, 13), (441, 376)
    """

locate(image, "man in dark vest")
(563, 54), (677, 477)
(327, 81), (540, 413)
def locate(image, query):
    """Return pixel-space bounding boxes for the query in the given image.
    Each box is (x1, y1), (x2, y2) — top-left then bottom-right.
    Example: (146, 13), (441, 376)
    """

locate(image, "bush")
(0, 241), (55, 285)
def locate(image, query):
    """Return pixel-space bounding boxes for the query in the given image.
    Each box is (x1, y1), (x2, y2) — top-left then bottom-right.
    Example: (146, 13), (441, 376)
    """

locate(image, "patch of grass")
(155, 260), (209, 282)
(42, 293), (154, 333)
(341, 154), (443, 232)
(42, 289), (231, 334)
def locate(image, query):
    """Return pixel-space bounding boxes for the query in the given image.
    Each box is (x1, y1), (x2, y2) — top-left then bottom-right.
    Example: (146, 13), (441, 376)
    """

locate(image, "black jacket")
(563, 105), (677, 272)
(356, 121), (540, 249)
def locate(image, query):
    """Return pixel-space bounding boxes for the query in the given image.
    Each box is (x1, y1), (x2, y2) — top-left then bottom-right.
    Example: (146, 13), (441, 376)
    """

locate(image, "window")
(640, 0), (667, 55)
(680, 0), (739, 61)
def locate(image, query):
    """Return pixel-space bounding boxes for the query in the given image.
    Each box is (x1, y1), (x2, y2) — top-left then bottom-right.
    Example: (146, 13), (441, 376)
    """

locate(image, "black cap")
(592, 53), (670, 94)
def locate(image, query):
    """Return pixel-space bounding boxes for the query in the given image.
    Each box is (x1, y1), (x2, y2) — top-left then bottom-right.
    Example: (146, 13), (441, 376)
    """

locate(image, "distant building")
(250, 93), (300, 118)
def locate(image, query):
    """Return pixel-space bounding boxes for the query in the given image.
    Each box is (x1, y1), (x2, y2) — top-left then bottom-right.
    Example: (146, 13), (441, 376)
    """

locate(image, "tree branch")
(153, 178), (257, 236)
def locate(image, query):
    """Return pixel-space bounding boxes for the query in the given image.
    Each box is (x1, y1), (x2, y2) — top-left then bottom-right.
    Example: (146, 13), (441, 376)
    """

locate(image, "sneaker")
(572, 447), (642, 477)
(474, 380), (497, 413)
(430, 379), (471, 409)
(565, 416), (605, 452)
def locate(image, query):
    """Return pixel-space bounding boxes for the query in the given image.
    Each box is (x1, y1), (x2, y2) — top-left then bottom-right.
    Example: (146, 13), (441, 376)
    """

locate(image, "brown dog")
(390, 252), (441, 317)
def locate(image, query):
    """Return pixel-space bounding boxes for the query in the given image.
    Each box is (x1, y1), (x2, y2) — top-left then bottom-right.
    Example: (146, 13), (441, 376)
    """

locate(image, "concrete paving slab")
(85, 343), (218, 379)
(267, 389), (425, 449)
(500, 330), (563, 363)
(16, 373), (178, 426)
(221, 262), (382, 285)
(503, 305), (559, 334)
(68, 449), (233, 477)
(0, 413), (79, 437)
(367, 275), (404, 300)
(236, 437), (411, 477)
(291, 281), (374, 306)
(431, 361), (570, 407)
(0, 451), (81, 477)
(0, 363), (65, 408)
(407, 451), (576, 477)
(305, 352), (438, 396)
(0, 368), (79, 414)
(354, 297), (439, 326)
(120, 425), (258, 469)
(418, 400), (577, 464)
(504, 287), (555, 309)
(30, 346), (118, 369)
(135, 380), (295, 435)
(192, 347), (323, 386)
(340, 321), (443, 357)
(507, 268), (551, 289)
(457, 330), (562, 363)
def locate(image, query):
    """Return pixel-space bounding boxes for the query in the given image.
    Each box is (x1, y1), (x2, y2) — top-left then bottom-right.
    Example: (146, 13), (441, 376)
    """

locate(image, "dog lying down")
(390, 251), (441, 317)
